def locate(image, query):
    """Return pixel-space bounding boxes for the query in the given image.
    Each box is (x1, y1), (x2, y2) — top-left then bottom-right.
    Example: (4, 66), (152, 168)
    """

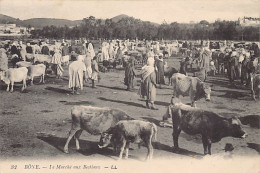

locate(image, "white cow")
(27, 64), (46, 85)
(0, 67), (28, 92)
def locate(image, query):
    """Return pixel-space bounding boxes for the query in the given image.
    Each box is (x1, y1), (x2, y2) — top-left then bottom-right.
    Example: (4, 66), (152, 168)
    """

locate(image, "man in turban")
(139, 58), (157, 110)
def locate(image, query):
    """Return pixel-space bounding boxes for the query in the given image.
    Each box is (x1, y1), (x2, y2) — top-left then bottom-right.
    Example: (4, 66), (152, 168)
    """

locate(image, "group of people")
(68, 42), (99, 94)
(124, 47), (167, 110)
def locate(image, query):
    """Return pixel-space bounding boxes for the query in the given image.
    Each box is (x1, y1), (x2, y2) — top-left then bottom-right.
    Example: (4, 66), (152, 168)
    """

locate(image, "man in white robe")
(68, 55), (86, 94)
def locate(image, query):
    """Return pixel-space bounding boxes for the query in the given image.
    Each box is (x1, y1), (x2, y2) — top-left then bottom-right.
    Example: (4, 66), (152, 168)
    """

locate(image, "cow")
(98, 120), (157, 160)
(164, 62), (178, 85)
(62, 55), (70, 66)
(251, 74), (260, 100)
(170, 101), (247, 155)
(171, 73), (211, 107)
(33, 54), (52, 64)
(25, 53), (35, 62)
(0, 67), (28, 92)
(16, 61), (33, 68)
(63, 106), (134, 154)
(27, 64), (46, 85)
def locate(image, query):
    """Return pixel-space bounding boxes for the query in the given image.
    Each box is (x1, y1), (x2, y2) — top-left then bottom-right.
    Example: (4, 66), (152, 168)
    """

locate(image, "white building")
(238, 17), (260, 26)
(0, 24), (29, 34)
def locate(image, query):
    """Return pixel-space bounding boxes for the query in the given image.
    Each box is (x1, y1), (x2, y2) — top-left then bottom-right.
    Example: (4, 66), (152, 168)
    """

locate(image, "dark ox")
(171, 73), (211, 107)
(164, 65), (178, 85)
(63, 106), (134, 154)
(98, 120), (157, 160)
(251, 74), (260, 100)
(170, 102), (247, 155)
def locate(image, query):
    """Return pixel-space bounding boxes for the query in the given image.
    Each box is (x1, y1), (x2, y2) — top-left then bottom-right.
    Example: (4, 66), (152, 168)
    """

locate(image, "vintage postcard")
(0, 0), (259, 172)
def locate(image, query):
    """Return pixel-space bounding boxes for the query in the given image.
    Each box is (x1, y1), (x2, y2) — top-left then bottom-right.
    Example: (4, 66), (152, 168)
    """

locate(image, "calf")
(170, 102), (247, 155)
(251, 74), (260, 100)
(98, 120), (157, 160)
(64, 106), (134, 154)
(27, 64), (46, 85)
(171, 73), (211, 107)
(0, 67), (28, 92)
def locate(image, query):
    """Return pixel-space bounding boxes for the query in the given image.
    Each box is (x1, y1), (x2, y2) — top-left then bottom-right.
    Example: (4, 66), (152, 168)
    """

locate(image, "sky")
(0, 0), (259, 24)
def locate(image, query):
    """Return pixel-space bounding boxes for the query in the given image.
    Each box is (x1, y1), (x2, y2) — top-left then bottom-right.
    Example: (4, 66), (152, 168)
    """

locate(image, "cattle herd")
(0, 38), (259, 160)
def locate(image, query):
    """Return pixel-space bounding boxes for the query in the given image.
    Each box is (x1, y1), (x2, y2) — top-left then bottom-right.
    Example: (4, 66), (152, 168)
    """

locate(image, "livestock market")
(0, 0), (260, 168)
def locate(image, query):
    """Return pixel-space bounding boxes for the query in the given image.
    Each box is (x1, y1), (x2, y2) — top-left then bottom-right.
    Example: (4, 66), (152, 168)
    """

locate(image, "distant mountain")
(0, 14), (23, 24)
(111, 14), (159, 26)
(111, 14), (131, 22)
(22, 18), (82, 28)
(0, 13), (159, 28)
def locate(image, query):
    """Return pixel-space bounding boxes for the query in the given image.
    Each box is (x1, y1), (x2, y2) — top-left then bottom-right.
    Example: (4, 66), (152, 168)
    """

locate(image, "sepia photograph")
(0, 0), (259, 172)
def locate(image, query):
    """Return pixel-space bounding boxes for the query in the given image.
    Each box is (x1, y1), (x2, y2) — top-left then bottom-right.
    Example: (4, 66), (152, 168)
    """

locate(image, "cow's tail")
(151, 123), (157, 141)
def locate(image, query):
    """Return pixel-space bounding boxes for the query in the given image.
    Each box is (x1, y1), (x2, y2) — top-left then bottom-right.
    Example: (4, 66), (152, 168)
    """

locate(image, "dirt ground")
(0, 55), (259, 162)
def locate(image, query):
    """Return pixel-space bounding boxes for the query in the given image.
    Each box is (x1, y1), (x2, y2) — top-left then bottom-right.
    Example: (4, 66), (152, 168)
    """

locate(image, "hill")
(0, 13), (159, 28)
(0, 14), (23, 25)
(22, 18), (82, 28)
(111, 14), (131, 22)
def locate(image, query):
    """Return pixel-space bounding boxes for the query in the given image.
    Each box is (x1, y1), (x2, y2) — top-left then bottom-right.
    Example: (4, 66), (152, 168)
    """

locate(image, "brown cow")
(171, 73), (211, 107)
(63, 106), (134, 154)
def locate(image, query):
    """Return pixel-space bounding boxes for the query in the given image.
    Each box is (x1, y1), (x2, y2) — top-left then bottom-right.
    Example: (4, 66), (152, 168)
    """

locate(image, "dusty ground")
(0, 55), (259, 162)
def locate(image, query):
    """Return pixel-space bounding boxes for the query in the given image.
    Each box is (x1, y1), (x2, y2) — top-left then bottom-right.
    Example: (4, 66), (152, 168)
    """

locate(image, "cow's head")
(196, 82), (211, 101)
(203, 84), (211, 101)
(229, 116), (247, 139)
(98, 132), (113, 149)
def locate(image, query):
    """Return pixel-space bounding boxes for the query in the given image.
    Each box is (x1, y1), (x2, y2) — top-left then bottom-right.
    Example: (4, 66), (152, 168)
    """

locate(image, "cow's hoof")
(172, 147), (180, 153)
(64, 149), (69, 154)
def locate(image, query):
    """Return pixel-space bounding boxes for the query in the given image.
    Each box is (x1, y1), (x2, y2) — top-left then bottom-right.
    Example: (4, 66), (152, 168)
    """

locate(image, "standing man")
(91, 56), (99, 88)
(199, 46), (210, 81)
(124, 57), (136, 91)
(155, 53), (165, 88)
(69, 55), (86, 95)
(51, 48), (63, 78)
(229, 51), (238, 85)
(139, 58), (157, 110)
(84, 51), (93, 82)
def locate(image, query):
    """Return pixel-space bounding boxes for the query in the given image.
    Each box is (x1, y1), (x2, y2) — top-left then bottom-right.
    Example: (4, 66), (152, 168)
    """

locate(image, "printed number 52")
(11, 165), (17, 169)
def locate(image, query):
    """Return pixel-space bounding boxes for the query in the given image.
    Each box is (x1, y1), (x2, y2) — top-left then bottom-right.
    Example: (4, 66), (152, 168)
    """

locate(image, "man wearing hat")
(155, 53), (165, 88)
(10, 42), (19, 56)
(41, 42), (50, 55)
(228, 51), (238, 85)
(241, 52), (251, 85)
(26, 43), (33, 54)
